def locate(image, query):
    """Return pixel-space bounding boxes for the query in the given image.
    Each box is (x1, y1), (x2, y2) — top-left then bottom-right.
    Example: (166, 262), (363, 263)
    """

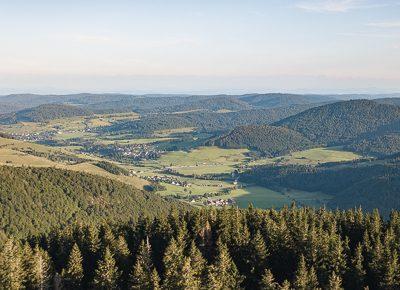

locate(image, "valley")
(0, 99), (366, 210)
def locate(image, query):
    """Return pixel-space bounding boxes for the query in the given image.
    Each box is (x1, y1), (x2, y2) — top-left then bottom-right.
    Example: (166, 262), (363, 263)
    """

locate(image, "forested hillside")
(343, 118), (400, 156)
(238, 93), (335, 108)
(242, 155), (400, 217)
(101, 104), (319, 136)
(276, 100), (400, 145)
(1, 206), (399, 289)
(0, 104), (93, 124)
(209, 125), (314, 156)
(0, 166), (186, 239)
(345, 133), (400, 157)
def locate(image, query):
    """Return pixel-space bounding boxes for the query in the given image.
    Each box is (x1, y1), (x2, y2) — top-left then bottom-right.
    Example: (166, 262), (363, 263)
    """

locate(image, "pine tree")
(260, 269), (278, 290)
(308, 266), (319, 289)
(0, 238), (24, 290)
(248, 230), (268, 287)
(163, 237), (185, 289)
(150, 268), (161, 290)
(114, 235), (130, 266)
(280, 280), (291, 290)
(380, 250), (400, 289)
(188, 241), (206, 287)
(129, 239), (154, 290)
(26, 245), (53, 290)
(348, 243), (365, 289)
(94, 247), (120, 289)
(327, 272), (343, 290)
(206, 241), (243, 289)
(21, 242), (33, 288)
(62, 243), (84, 289)
(178, 256), (200, 289)
(294, 255), (309, 290)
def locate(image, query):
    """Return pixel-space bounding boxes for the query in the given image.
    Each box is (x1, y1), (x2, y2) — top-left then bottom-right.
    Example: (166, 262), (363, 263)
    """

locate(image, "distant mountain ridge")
(0, 103), (93, 124)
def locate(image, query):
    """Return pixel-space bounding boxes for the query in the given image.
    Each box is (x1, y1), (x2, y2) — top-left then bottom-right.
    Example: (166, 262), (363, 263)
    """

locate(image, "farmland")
(0, 112), (363, 209)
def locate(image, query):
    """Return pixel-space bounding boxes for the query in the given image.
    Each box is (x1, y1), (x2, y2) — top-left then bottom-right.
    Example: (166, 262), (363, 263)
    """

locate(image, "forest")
(276, 100), (400, 145)
(0, 166), (186, 240)
(0, 104), (93, 124)
(209, 125), (314, 157)
(242, 154), (400, 217)
(1, 206), (399, 289)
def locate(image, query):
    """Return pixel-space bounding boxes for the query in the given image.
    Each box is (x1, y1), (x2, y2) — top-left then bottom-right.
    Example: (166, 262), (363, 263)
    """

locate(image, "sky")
(0, 0), (399, 95)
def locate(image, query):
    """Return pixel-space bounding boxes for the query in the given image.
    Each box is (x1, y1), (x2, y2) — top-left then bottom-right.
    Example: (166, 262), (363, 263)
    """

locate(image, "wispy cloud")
(366, 21), (400, 28)
(296, 0), (395, 13)
(338, 32), (399, 38)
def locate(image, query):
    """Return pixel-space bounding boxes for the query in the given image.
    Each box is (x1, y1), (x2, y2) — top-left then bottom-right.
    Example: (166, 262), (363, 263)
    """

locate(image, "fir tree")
(26, 245), (53, 290)
(348, 243), (365, 289)
(294, 255), (309, 290)
(280, 280), (291, 290)
(249, 230), (268, 283)
(129, 239), (154, 290)
(308, 267), (319, 289)
(150, 268), (161, 290)
(163, 237), (185, 289)
(0, 238), (24, 290)
(94, 247), (120, 289)
(179, 256), (200, 289)
(188, 240), (206, 287)
(294, 255), (319, 290)
(327, 272), (343, 290)
(260, 269), (278, 290)
(62, 243), (84, 289)
(206, 240), (244, 289)
(380, 250), (400, 289)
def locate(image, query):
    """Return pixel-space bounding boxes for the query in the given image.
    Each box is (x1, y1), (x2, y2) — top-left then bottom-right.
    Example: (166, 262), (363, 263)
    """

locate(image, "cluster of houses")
(203, 198), (236, 207)
(144, 175), (191, 187)
(114, 144), (162, 160)
(10, 131), (56, 142)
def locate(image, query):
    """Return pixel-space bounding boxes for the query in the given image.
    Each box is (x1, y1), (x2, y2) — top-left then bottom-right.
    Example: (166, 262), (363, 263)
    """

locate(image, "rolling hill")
(209, 125), (314, 156)
(0, 136), (149, 189)
(0, 103), (93, 124)
(0, 165), (187, 239)
(275, 99), (400, 145)
(238, 93), (336, 108)
(242, 154), (400, 217)
(101, 104), (321, 136)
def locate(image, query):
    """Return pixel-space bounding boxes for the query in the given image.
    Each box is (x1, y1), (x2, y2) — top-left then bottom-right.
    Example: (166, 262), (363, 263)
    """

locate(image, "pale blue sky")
(0, 0), (399, 94)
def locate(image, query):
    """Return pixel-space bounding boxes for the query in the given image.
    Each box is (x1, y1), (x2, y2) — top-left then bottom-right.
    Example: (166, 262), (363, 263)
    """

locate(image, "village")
(143, 174), (191, 187)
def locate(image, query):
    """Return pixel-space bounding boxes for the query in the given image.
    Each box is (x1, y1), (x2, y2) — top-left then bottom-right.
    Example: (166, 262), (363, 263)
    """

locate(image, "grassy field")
(249, 147), (361, 167)
(154, 127), (196, 137)
(231, 186), (332, 209)
(97, 137), (177, 145)
(143, 146), (249, 175)
(0, 112), (140, 137)
(0, 137), (149, 189)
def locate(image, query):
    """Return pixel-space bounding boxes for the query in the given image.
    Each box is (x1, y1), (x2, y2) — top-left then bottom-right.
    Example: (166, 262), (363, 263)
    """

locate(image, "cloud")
(338, 32), (399, 38)
(366, 21), (400, 28)
(295, 0), (395, 13)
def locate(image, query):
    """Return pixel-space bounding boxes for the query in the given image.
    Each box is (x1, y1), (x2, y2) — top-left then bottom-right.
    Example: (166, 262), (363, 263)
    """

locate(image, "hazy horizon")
(1, 0), (399, 94)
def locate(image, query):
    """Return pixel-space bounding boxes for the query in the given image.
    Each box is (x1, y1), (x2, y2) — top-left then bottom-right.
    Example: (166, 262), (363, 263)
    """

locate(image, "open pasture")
(249, 147), (361, 167)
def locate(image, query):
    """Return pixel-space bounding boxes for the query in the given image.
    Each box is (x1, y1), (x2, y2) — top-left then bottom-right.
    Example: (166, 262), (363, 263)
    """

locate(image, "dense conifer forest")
(0, 166), (186, 240)
(275, 100), (400, 145)
(242, 154), (400, 217)
(1, 206), (400, 289)
(209, 125), (314, 156)
(0, 104), (93, 124)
